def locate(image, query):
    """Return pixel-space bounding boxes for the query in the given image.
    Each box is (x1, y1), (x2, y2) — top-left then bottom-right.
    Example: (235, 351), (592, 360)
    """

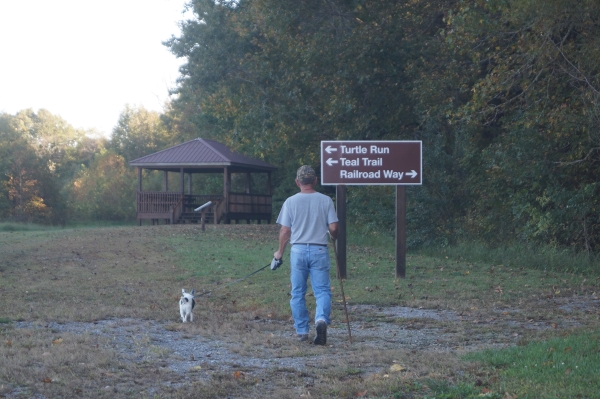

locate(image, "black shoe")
(314, 320), (327, 345)
(297, 334), (309, 342)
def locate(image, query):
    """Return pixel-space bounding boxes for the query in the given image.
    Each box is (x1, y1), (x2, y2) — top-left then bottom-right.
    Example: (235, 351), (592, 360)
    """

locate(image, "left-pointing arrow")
(326, 158), (339, 166)
(325, 145), (338, 154)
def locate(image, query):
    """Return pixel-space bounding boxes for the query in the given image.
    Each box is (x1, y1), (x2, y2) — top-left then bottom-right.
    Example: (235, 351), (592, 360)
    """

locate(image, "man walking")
(273, 165), (339, 345)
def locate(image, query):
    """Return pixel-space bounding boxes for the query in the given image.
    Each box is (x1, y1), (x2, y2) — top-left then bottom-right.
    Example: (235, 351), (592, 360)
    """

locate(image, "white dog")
(179, 289), (195, 323)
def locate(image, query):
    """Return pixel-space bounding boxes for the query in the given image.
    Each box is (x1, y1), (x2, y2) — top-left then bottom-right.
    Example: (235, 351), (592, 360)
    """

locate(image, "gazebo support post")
(179, 168), (185, 224)
(223, 167), (230, 224)
(180, 168), (184, 196)
(137, 167), (143, 226)
(163, 171), (169, 224)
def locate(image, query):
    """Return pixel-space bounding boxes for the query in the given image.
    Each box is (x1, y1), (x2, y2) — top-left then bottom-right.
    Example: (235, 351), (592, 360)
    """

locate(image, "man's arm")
(274, 225), (291, 260)
(328, 222), (339, 241)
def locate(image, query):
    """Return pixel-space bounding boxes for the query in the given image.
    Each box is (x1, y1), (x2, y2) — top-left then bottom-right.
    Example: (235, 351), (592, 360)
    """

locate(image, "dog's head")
(180, 289), (195, 306)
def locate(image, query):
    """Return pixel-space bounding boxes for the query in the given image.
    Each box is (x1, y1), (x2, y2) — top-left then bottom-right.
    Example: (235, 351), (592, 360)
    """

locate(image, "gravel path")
(13, 306), (470, 375)
(16, 315), (441, 376)
(15, 301), (581, 377)
(8, 297), (598, 398)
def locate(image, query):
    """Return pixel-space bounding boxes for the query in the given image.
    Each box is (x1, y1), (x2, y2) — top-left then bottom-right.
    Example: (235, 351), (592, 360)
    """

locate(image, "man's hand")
(328, 222), (339, 241)
(270, 257), (283, 271)
(328, 231), (337, 243)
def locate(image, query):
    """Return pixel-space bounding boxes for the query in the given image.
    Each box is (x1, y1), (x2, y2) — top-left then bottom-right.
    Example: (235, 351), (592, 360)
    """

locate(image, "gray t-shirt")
(276, 192), (339, 245)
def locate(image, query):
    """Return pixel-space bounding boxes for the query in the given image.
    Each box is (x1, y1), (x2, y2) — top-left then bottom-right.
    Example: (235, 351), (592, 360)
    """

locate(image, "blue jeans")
(290, 244), (332, 334)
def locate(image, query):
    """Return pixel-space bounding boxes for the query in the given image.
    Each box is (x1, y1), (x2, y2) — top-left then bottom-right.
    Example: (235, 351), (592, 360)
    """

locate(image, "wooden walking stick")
(331, 237), (352, 344)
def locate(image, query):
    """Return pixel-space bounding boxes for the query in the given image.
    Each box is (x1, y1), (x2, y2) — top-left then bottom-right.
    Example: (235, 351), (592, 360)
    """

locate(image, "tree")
(441, 0), (600, 250)
(110, 105), (172, 162)
(0, 110), (107, 224)
(164, 0), (600, 252)
(68, 150), (136, 221)
(0, 113), (55, 223)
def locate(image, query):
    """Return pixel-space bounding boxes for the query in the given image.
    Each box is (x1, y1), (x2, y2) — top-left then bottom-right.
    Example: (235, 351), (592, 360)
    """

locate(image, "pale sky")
(0, 0), (192, 137)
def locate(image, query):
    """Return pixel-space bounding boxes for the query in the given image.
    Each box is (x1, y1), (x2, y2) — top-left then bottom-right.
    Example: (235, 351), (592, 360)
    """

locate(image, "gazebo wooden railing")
(172, 196), (184, 224)
(228, 193), (272, 213)
(136, 191), (270, 224)
(136, 192), (224, 224)
(137, 191), (182, 221)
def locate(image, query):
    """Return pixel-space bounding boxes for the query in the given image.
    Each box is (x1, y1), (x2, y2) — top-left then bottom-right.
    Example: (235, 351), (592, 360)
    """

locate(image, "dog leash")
(194, 262), (272, 298)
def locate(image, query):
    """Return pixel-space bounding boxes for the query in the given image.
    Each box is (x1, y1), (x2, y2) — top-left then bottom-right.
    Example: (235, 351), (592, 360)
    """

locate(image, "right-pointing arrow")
(406, 170), (418, 178)
(326, 158), (339, 166)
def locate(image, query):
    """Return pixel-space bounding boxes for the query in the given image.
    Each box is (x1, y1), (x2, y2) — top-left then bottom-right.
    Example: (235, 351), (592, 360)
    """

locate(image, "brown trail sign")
(321, 141), (422, 185)
(320, 140), (422, 278)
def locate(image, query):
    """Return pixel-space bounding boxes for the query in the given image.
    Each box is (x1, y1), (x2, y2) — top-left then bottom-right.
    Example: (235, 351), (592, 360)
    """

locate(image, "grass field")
(0, 223), (599, 398)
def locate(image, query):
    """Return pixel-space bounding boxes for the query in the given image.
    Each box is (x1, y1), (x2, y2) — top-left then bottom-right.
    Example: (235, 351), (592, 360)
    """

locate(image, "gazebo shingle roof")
(129, 138), (276, 172)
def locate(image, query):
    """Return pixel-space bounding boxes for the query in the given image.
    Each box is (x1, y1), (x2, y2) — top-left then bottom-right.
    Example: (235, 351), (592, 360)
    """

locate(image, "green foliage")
(0, 113), (53, 223)
(165, 0), (428, 192)
(68, 150), (136, 221)
(163, 0), (600, 253)
(109, 104), (172, 162)
(0, 110), (104, 225)
(346, 186), (396, 237)
(440, 0), (600, 250)
(0, 106), (170, 224)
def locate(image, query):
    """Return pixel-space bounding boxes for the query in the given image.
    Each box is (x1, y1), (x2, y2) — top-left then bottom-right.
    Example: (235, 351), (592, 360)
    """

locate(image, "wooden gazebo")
(129, 138), (277, 225)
